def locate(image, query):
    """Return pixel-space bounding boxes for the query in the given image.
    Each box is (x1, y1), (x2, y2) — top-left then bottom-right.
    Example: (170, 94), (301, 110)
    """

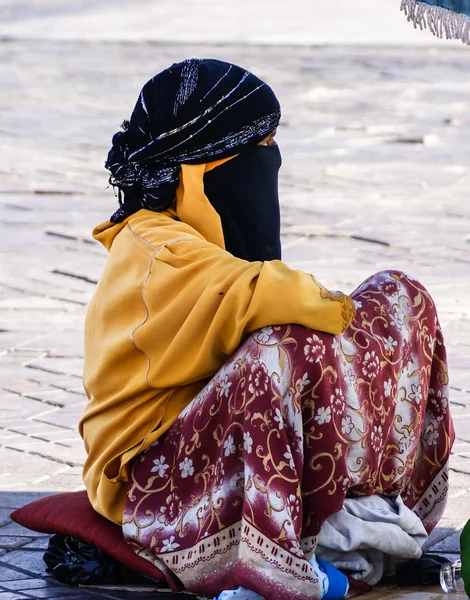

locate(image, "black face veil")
(106, 58), (282, 261)
(203, 145), (282, 262)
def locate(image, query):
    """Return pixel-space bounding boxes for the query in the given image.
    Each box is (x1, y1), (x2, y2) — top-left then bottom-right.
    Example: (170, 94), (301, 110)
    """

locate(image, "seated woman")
(80, 58), (454, 600)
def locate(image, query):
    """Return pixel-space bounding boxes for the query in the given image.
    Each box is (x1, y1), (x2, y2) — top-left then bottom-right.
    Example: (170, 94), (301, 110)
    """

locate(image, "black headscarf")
(106, 58), (282, 261)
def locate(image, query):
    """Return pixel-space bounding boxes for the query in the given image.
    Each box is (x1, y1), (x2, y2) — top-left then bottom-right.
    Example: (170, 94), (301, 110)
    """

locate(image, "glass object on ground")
(440, 560), (466, 594)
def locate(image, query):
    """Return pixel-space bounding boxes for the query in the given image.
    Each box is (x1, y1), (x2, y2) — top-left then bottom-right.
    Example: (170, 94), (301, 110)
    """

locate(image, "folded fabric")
(401, 0), (470, 45)
(213, 557), (348, 600)
(316, 495), (428, 586)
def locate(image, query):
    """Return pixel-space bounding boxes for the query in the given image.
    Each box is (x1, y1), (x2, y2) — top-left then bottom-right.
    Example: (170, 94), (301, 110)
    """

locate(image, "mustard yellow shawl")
(80, 159), (355, 524)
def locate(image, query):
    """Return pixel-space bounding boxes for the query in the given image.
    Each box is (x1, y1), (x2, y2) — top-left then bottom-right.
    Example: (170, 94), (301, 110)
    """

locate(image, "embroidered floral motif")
(429, 389), (449, 421)
(298, 373), (311, 393)
(315, 406), (332, 425)
(362, 351), (380, 379)
(159, 493), (182, 525)
(332, 338), (341, 358)
(161, 535), (180, 553)
(399, 428), (416, 453)
(274, 407), (284, 430)
(341, 415), (354, 435)
(286, 494), (301, 524)
(283, 446), (296, 470)
(243, 431), (253, 454)
(331, 388), (346, 415)
(218, 374), (232, 398)
(390, 308), (404, 328)
(248, 362), (269, 396)
(423, 423), (439, 446)
(383, 335), (398, 354)
(179, 457), (195, 478)
(151, 455), (169, 477)
(257, 326), (274, 343)
(409, 383), (423, 404)
(371, 425), (384, 452)
(381, 278), (400, 297)
(428, 335), (435, 353)
(213, 457), (225, 491)
(304, 335), (325, 363)
(223, 435), (236, 456)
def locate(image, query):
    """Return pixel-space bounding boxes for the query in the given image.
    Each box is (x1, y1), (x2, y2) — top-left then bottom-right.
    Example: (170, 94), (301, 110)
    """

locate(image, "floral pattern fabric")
(123, 270), (454, 600)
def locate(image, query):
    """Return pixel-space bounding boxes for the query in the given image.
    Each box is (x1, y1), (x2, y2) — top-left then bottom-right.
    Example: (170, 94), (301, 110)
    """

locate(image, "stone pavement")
(0, 0), (461, 46)
(1, 2), (470, 597)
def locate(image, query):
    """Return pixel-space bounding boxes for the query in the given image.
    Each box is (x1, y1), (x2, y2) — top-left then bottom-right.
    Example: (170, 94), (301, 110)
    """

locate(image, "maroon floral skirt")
(123, 270), (454, 600)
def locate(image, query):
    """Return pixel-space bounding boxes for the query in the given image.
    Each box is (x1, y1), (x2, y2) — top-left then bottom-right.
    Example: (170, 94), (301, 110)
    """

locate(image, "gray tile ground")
(0, 0), (455, 46)
(0, 14), (469, 600)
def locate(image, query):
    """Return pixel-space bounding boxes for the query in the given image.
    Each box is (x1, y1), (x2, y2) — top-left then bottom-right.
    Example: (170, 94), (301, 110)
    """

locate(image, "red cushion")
(10, 490), (164, 581)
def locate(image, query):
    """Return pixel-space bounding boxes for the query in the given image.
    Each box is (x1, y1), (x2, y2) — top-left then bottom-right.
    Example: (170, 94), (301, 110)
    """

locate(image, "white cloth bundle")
(316, 495), (428, 585)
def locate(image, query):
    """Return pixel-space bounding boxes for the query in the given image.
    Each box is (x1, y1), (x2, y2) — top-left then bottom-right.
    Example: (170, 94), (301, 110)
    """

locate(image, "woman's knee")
(351, 270), (433, 306)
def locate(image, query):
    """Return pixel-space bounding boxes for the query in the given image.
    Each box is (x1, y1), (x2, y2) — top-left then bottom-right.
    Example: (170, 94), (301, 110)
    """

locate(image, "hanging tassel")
(401, 0), (470, 45)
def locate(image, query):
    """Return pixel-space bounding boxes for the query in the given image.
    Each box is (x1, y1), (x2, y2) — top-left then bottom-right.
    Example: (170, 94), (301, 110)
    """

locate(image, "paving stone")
(0, 447), (76, 491)
(0, 512), (12, 529)
(33, 596), (97, 600)
(48, 380), (86, 394)
(1, 579), (61, 591)
(4, 475), (85, 493)
(0, 550), (47, 575)
(16, 431), (80, 445)
(0, 567), (30, 583)
(0, 432), (24, 443)
(0, 538), (45, 552)
(0, 396), (58, 425)
(12, 585), (88, 598)
(25, 359), (84, 380)
(20, 539), (50, 551)
(1, 382), (57, 396)
(424, 526), (457, 551)
(21, 391), (84, 408)
(426, 529), (462, 554)
(0, 298), (73, 312)
(0, 493), (53, 510)
(25, 371), (82, 385)
(448, 458), (470, 475)
(434, 501), (470, 530)
(33, 406), (82, 431)
(4, 439), (86, 467)
(76, 588), (187, 600)
(3, 423), (77, 438)
(0, 524), (44, 541)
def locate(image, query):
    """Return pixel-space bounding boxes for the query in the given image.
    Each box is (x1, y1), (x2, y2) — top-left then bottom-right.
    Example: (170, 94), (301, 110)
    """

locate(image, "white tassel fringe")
(401, 0), (470, 45)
